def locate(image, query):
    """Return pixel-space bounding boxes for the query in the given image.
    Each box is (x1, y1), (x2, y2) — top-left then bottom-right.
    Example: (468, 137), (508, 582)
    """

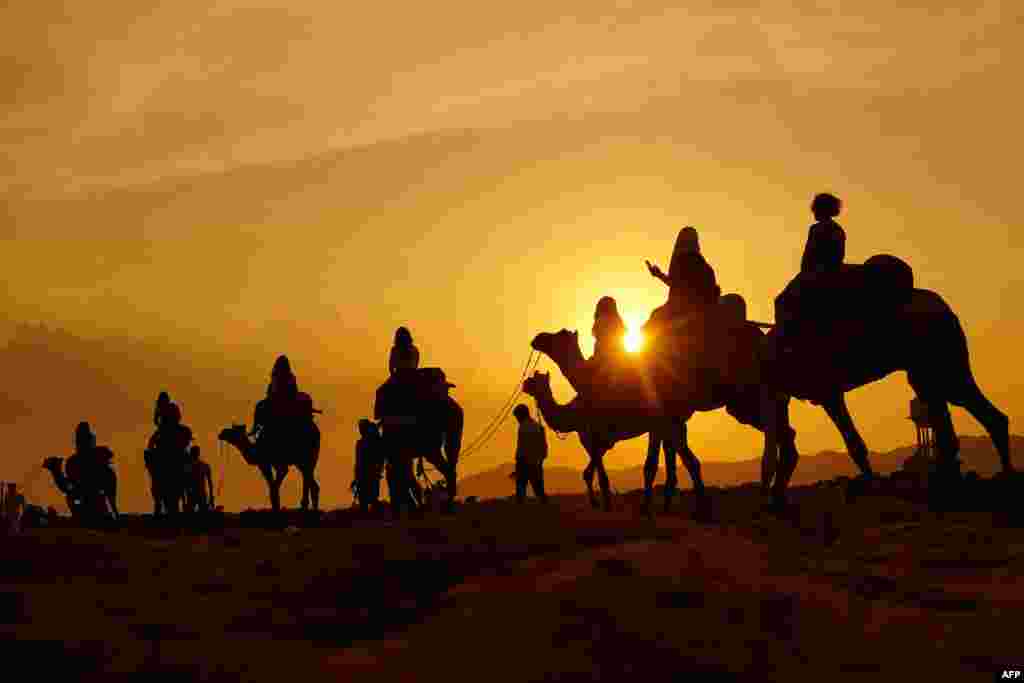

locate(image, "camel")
(144, 447), (186, 516)
(761, 283), (1012, 489)
(522, 362), (797, 516)
(374, 370), (464, 514)
(529, 306), (800, 513)
(522, 371), (692, 513)
(533, 265), (1011, 507)
(218, 421), (321, 513)
(42, 456), (119, 521)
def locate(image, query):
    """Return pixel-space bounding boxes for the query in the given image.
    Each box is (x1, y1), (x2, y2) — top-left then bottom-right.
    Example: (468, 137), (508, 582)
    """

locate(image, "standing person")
(184, 445), (214, 513)
(389, 327), (420, 375)
(352, 419), (385, 513)
(513, 404), (548, 503)
(774, 192), (846, 348)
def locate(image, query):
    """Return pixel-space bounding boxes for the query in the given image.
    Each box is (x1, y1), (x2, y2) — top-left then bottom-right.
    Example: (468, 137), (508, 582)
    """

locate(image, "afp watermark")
(999, 671), (1023, 680)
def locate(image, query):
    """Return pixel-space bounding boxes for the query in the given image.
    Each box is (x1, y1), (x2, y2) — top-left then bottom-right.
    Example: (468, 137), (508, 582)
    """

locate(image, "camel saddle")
(779, 254), (915, 329)
(374, 368), (452, 424)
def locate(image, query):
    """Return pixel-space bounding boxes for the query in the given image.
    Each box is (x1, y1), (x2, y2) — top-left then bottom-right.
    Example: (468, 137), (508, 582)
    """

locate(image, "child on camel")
(774, 192), (846, 349)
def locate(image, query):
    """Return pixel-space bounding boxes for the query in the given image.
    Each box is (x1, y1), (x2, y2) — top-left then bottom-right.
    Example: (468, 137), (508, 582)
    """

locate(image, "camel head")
(522, 371), (553, 400)
(218, 424), (249, 449)
(42, 456), (63, 473)
(530, 329), (584, 367)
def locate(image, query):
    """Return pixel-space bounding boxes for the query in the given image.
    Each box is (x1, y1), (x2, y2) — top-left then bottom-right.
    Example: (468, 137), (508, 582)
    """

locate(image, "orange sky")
(2, 1), (1022, 510)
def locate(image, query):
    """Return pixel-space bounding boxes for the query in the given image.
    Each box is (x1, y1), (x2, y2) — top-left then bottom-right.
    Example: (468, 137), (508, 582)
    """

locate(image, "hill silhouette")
(459, 434), (1022, 501)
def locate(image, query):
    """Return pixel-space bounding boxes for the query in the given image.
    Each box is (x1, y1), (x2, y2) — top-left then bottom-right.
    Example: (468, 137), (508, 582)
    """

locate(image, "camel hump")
(864, 254), (914, 303)
(718, 293), (747, 327)
(903, 288), (954, 317)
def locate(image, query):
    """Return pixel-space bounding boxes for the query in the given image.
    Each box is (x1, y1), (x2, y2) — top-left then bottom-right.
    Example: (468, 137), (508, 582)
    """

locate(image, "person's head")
(595, 296), (619, 319)
(272, 355), (292, 377)
(74, 422), (95, 451)
(189, 445), (201, 462)
(394, 326), (413, 347)
(675, 226), (700, 255)
(513, 404), (530, 423)
(358, 418), (379, 438)
(166, 402), (182, 425)
(811, 193), (841, 220)
(157, 391), (170, 406)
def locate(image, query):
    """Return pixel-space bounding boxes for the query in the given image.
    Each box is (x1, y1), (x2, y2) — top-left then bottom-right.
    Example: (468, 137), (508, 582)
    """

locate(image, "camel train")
(527, 206), (1011, 516)
(39, 193), (1012, 523)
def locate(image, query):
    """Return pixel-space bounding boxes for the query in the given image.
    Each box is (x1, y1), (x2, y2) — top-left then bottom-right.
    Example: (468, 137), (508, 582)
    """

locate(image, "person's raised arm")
(645, 260), (670, 286)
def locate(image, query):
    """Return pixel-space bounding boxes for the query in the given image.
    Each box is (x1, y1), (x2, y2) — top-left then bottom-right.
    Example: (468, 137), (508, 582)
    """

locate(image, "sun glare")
(624, 327), (644, 353)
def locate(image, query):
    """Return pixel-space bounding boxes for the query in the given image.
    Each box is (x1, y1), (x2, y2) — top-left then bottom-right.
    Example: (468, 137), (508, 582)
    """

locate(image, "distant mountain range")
(458, 434), (1021, 500)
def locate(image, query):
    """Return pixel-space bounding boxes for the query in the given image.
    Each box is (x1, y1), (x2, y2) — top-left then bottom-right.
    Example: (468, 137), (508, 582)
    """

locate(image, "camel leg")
(309, 466), (320, 511)
(949, 381), (1012, 473)
(663, 432), (680, 513)
(821, 394), (874, 478)
(663, 418), (708, 521)
(272, 466), (289, 512)
(299, 466), (320, 511)
(596, 454), (613, 512)
(770, 398), (800, 506)
(300, 470), (310, 511)
(257, 463), (277, 511)
(580, 433), (601, 508)
(642, 433), (661, 515)
(106, 472), (119, 520)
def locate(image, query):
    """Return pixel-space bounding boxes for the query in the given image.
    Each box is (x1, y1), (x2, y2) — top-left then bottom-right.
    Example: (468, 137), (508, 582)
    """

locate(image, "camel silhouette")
(42, 456), (118, 521)
(522, 370), (690, 513)
(374, 369), (464, 512)
(218, 422), (321, 513)
(761, 282), (1012, 487)
(144, 446), (187, 516)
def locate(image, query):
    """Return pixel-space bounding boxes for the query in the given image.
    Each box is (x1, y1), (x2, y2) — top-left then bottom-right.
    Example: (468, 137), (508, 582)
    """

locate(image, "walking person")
(513, 404), (548, 503)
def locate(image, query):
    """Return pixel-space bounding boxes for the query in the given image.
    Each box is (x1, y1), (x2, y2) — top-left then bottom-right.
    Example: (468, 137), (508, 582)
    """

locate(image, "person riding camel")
(153, 391), (173, 430)
(589, 295), (629, 391)
(642, 226), (721, 367)
(389, 327), (420, 376)
(774, 192), (846, 350)
(592, 296), (627, 362)
(150, 402), (193, 454)
(65, 422), (115, 496)
(645, 226), (721, 327)
(252, 355), (317, 441)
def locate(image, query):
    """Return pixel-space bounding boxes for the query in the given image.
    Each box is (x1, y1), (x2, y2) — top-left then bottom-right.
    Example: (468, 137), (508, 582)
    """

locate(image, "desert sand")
(2, 479), (1022, 682)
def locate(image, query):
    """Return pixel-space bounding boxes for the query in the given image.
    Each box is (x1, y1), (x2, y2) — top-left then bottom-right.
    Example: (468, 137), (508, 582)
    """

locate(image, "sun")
(623, 327), (644, 353)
